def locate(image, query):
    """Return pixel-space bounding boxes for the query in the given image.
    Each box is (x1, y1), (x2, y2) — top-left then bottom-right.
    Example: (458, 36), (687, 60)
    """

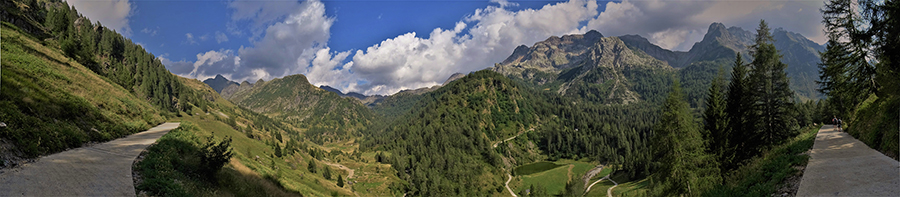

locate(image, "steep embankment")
(0, 22), (164, 163)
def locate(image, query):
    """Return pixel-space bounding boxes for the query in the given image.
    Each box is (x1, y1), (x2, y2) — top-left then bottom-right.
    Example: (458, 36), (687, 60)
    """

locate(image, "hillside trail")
(506, 173), (517, 197)
(581, 164), (604, 187)
(493, 128), (534, 148)
(322, 161), (354, 179)
(321, 160), (360, 197)
(0, 122), (180, 196)
(606, 177), (618, 197)
(796, 125), (899, 196)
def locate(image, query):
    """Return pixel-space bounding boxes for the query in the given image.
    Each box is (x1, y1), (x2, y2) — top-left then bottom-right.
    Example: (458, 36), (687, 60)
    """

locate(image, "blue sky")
(68, 0), (828, 95)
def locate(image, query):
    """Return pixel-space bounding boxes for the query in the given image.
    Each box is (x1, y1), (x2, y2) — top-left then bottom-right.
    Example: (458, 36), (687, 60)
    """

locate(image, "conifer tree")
(725, 53), (753, 165)
(337, 175), (344, 187)
(650, 80), (719, 196)
(703, 69), (730, 180)
(747, 20), (796, 150)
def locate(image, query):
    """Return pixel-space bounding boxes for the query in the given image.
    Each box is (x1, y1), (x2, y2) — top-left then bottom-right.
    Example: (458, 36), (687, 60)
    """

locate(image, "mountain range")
(495, 22), (824, 102)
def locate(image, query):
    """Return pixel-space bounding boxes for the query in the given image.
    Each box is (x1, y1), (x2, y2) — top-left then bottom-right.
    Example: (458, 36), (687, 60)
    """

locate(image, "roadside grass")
(847, 94), (899, 160)
(704, 125), (821, 197)
(0, 22), (162, 159)
(134, 122), (302, 196)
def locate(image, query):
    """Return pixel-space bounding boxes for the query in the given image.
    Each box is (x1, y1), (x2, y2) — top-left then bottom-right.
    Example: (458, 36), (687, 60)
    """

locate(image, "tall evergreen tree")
(725, 53), (753, 165)
(747, 20), (797, 150)
(650, 80), (719, 196)
(702, 69), (730, 181)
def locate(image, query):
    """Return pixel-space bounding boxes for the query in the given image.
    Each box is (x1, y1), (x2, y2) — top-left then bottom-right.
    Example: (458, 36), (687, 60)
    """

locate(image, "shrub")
(199, 136), (234, 179)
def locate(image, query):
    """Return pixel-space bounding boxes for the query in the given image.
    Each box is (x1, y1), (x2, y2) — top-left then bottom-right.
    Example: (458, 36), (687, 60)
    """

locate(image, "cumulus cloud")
(490, 0), (518, 8)
(582, 0), (826, 51)
(232, 0), (333, 82)
(66, 0), (134, 35)
(351, 0), (599, 95)
(163, 0), (827, 96)
(168, 0), (333, 83)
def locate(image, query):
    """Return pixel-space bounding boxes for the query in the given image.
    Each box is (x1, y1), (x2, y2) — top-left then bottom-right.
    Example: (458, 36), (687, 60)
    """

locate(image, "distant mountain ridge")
(221, 74), (376, 144)
(496, 22), (825, 101)
(202, 74), (239, 93)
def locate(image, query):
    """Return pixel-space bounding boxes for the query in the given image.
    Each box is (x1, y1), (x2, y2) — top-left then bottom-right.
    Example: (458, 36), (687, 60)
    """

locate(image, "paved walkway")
(0, 122), (180, 196)
(797, 125), (899, 196)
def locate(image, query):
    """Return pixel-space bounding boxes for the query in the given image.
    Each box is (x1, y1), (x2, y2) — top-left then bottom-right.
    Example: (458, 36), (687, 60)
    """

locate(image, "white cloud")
(350, 0), (598, 95)
(216, 31), (229, 43)
(199, 34), (210, 41)
(165, 0), (333, 83)
(185, 33), (198, 45)
(581, 0), (826, 51)
(490, 0), (518, 8)
(140, 27), (158, 36)
(66, 0), (134, 35)
(163, 0), (827, 96)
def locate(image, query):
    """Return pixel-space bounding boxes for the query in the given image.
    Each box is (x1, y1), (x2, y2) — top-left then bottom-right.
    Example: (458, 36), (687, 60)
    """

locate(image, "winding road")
(0, 122), (180, 196)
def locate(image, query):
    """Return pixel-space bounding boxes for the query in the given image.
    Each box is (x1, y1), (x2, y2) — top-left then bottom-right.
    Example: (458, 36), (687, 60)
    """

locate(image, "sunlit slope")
(0, 22), (164, 158)
(223, 74), (377, 144)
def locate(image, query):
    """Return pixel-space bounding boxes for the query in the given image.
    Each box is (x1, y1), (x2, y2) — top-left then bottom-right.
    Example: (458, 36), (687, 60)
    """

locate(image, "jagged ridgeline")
(221, 74), (376, 144)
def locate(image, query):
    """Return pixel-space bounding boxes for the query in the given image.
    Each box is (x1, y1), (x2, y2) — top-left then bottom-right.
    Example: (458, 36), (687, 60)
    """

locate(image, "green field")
(513, 160), (597, 195)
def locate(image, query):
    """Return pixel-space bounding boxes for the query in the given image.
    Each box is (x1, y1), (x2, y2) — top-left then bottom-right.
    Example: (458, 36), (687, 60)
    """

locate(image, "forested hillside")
(222, 74), (377, 144)
(0, 0), (210, 161)
(1, 1), (385, 196)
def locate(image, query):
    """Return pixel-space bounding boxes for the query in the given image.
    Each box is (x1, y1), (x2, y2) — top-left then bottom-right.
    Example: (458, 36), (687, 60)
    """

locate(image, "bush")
(199, 136), (234, 179)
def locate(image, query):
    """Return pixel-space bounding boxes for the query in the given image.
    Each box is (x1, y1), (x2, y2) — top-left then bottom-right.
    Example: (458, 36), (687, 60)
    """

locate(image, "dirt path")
(493, 128), (534, 148)
(322, 161), (354, 179)
(585, 174), (606, 194)
(506, 173), (517, 197)
(581, 164), (604, 187)
(796, 125), (899, 196)
(0, 122), (180, 196)
(606, 177), (618, 197)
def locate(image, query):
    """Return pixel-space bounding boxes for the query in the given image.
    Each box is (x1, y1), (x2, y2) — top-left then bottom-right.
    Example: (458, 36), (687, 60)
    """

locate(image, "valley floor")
(796, 125), (900, 196)
(0, 123), (179, 196)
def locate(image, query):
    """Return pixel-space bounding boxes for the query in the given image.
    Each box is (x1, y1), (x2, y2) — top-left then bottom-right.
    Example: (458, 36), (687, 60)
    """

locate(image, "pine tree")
(747, 20), (796, 150)
(308, 160), (317, 173)
(725, 53), (754, 165)
(323, 166), (332, 180)
(650, 80), (719, 196)
(337, 174), (344, 187)
(702, 69), (730, 181)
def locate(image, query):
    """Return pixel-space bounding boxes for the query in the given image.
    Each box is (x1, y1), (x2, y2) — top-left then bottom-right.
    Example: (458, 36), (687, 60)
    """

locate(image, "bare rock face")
(493, 30), (604, 76)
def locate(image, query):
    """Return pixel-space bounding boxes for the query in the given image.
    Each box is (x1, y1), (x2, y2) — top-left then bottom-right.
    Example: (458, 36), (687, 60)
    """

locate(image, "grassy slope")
(847, 94), (899, 160)
(0, 22), (163, 158)
(511, 160), (596, 195)
(174, 78), (402, 196)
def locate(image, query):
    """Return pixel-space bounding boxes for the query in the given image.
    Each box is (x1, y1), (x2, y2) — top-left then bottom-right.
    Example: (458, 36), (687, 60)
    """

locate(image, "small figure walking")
(837, 118), (843, 131)
(832, 116), (838, 129)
